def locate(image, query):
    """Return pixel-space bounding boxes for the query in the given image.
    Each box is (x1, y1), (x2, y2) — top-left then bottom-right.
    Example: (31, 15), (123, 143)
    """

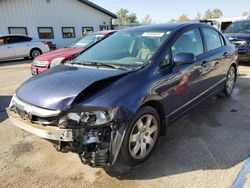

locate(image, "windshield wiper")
(68, 61), (131, 70)
(88, 62), (131, 70)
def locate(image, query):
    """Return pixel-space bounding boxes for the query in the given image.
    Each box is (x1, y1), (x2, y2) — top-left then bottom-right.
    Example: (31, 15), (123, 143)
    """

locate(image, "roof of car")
(123, 22), (209, 31)
(0, 34), (31, 38)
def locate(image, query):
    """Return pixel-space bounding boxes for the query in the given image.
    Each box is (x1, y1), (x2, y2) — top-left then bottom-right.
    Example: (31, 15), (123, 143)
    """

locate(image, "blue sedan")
(7, 22), (238, 167)
(224, 20), (250, 62)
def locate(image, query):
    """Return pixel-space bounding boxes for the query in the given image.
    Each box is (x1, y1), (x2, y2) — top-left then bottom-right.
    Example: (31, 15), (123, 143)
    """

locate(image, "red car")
(31, 30), (116, 75)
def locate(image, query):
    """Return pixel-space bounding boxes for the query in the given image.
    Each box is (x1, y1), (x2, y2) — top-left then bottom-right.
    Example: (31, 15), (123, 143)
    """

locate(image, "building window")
(38, 27), (54, 39)
(62, 27), (75, 38)
(82, 27), (94, 36)
(8, 27), (28, 35)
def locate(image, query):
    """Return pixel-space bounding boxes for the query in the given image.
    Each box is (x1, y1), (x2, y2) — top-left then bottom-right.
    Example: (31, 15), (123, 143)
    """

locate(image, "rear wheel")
(118, 106), (160, 166)
(30, 49), (42, 59)
(223, 66), (236, 96)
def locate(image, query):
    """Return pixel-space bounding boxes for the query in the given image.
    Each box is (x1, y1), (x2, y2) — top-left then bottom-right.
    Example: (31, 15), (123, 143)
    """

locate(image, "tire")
(30, 49), (42, 59)
(223, 65), (236, 97)
(117, 106), (160, 166)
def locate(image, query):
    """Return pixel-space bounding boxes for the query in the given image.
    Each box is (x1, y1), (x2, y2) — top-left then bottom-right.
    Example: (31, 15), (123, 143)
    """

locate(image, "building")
(0, 0), (117, 48)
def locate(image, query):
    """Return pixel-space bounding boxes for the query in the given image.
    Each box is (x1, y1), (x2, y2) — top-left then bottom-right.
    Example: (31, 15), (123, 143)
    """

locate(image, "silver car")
(0, 34), (50, 61)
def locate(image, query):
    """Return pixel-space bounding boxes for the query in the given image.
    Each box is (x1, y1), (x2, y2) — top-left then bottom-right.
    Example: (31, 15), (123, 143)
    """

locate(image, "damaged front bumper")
(6, 107), (127, 167)
(6, 108), (73, 141)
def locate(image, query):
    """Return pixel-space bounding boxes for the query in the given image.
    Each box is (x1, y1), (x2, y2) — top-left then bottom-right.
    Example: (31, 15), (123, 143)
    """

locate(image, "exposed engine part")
(80, 126), (112, 166)
(55, 126), (113, 166)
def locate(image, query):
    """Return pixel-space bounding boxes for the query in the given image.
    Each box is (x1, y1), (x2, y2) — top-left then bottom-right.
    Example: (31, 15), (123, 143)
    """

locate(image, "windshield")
(70, 34), (105, 48)
(73, 29), (172, 69)
(225, 21), (250, 34)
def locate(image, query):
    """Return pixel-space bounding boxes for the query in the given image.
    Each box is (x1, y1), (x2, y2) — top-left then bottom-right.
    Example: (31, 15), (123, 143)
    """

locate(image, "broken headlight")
(50, 57), (65, 68)
(62, 108), (118, 127)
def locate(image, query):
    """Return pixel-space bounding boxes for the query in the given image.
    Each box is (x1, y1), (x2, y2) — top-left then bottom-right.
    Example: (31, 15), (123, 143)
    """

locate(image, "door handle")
(200, 61), (207, 67)
(7, 46), (11, 49)
(223, 52), (229, 58)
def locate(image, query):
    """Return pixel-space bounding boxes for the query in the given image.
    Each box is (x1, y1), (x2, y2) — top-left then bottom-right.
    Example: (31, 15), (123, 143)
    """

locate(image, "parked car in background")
(7, 23), (237, 168)
(31, 30), (116, 75)
(0, 35), (49, 61)
(224, 20), (250, 62)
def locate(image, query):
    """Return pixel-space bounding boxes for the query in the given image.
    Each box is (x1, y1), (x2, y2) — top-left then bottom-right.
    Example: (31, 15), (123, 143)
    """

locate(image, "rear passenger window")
(19, 36), (32, 42)
(9, 36), (32, 43)
(171, 29), (204, 57)
(203, 28), (222, 51)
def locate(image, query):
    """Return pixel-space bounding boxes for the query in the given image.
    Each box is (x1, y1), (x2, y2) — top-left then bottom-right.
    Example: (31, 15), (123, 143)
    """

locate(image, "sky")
(91, 0), (250, 23)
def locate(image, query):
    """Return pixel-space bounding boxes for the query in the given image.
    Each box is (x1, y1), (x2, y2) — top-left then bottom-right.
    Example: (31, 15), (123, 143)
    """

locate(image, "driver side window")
(171, 29), (204, 57)
(160, 28), (204, 67)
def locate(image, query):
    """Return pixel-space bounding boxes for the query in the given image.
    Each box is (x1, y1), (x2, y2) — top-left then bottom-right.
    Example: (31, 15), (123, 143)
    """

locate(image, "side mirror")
(174, 53), (196, 69)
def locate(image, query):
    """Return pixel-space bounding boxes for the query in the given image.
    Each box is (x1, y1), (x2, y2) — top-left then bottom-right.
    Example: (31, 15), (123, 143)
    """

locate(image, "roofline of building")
(78, 0), (117, 19)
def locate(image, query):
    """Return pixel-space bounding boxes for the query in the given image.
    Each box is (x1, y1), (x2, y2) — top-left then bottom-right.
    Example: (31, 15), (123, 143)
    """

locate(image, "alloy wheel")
(128, 114), (158, 159)
(226, 67), (235, 94)
(32, 50), (41, 58)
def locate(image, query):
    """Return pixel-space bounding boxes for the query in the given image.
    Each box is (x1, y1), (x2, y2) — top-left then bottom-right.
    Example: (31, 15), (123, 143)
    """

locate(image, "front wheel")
(223, 65), (236, 96)
(117, 106), (160, 166)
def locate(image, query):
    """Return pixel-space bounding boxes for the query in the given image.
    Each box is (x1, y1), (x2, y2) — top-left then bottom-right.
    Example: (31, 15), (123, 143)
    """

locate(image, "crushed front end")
(57, 121), (127, 167)
(7, 95), (129, 167)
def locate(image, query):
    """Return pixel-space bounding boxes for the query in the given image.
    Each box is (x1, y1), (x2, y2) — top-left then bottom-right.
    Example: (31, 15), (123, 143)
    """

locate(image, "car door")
(155, 28), (209, 120)
(9, 36), (32, 58)
(200, 28), (228, 89)
(0, 37), (15, 60)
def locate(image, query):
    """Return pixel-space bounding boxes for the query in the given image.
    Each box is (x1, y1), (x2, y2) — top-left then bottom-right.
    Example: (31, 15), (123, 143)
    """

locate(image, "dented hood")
(16, 65), (129, 110)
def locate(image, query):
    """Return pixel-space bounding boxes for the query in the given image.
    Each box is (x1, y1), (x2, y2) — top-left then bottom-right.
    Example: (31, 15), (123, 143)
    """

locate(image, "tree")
(204, 9), (213, 19)
(177, 14), (189, 22)
(168, 18), (176, 23)
(127, 13), (137, 23)
(204, 8), (223, 19)
(116, 8), (138, 25)
(141, 14), (153, 24)
(212, 8), (223, 18)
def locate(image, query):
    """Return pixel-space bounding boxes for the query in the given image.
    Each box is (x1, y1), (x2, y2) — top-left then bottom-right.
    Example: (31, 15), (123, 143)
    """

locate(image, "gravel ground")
(1, 60), (250, 188)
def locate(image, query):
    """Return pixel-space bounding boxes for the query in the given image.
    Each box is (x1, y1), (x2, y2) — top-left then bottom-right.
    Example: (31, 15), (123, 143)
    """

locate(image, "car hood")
(35, 48), (84, 61)
(16, 65), (130, 110)
(224, 33), (250, 42)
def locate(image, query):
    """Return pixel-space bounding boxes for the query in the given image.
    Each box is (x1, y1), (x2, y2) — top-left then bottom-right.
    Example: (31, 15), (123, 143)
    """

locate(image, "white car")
(0, 34), (50, 61)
